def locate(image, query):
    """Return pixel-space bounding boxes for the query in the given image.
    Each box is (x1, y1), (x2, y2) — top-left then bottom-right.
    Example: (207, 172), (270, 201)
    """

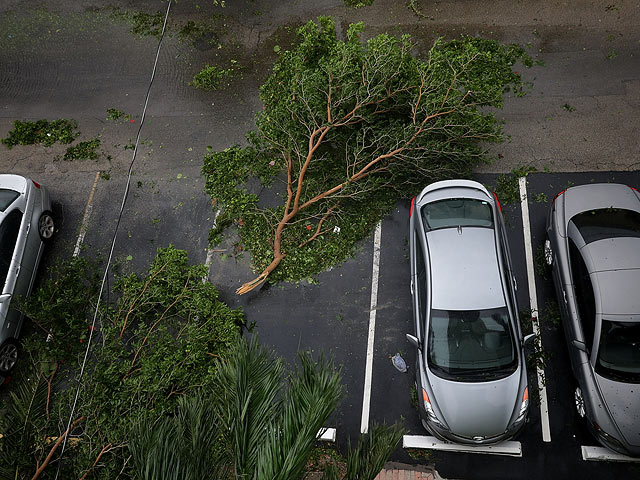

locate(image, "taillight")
(629, 186), (638, 192)
(410, 196), (415, 217)
(32, 180), (41, 189)
(552, 189), (566, 202)
(492, 192), (502, 212)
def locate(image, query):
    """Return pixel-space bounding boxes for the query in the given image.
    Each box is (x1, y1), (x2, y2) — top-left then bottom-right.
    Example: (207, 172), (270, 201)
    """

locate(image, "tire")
(38, 211), (55, 241)
(0, 339), (19, 374)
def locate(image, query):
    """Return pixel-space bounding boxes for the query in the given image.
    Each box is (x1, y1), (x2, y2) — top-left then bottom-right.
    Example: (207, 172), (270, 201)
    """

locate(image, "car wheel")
(575, 386), (586, 418)
(0, 339), (19, 374)
(38, 212), (55, 241)
(544, 239), (553, 266)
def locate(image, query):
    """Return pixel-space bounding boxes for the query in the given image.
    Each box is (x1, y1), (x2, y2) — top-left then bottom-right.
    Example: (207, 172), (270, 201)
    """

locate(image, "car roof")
(582, 237), (640, 317)
(427, 226), (505, 311)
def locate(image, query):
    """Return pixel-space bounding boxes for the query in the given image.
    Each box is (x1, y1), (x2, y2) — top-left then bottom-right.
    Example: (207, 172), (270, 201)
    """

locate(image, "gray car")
(545, 183), (640, 457)
(0, 174), (54, 375)
(406, 179), (531, 444)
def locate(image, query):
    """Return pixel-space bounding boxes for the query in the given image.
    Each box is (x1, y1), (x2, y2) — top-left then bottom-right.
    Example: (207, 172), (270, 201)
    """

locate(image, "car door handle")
(410, 280), (414, 295)
(562, 290), (567, 304)
(512, 275), (517, 291)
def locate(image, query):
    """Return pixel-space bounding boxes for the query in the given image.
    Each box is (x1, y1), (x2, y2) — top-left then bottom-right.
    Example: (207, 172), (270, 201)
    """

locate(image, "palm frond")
(256, 352), (343, 480)
(343, 422), (405, 480)
(0, 370), (49, 478)
(210, 337), (284, 477)
(129, 393), (226, 480)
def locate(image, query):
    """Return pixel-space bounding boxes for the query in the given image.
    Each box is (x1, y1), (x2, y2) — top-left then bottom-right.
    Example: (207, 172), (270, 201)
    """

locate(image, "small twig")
(298, 202), (339, 248)
(119, 261), (169, 338)
(79, 443), (113, 480)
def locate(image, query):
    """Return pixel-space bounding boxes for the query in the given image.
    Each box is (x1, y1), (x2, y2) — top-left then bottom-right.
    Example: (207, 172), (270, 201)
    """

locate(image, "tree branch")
(31, 416), (86, 480)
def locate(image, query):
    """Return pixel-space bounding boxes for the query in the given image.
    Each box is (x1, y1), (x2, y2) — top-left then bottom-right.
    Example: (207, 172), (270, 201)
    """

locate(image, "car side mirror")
(523, 333), (536, 346)
(406, 333), (420, 349)
(572, 339), (588, 353)
(0, 294), (11, 303)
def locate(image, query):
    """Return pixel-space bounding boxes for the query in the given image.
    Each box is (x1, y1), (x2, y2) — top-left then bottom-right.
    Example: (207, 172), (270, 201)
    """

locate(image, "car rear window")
(427, 307), (517, 382)
(422, 198), (493, 231)
(571, 208), (640, 244)
(0, 189), (19, 212)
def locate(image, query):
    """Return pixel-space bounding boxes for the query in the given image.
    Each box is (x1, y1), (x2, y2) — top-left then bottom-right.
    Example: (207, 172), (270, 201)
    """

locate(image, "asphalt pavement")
(2, 1), (640, 478)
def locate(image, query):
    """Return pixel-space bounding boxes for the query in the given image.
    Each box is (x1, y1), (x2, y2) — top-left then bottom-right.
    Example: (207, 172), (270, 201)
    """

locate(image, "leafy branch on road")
(203, 17), (535, 293)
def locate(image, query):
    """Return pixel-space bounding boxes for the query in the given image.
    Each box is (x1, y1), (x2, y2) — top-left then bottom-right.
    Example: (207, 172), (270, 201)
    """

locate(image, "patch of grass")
(492, 166), (537, 205)
(410, 383), (419, 411)
(407, 448), (433, 461)
(344, 0), (374, 6)
(534, 192), (548, 203)
(306, 443), (346, 476)
(106, 108), (132, 122)
(64, 138), (101, 160)
(563, 103), (576, 112)
(177, 20), (218, 47)
(540, 299), (561, 329)
(111, 8), (165, 38)
(1, 119), (79, 149)
(606, 49), (618, 60)
(534, 242), (552, 279)
(407, 0), (432, 19)
(191, 63), (236, 91)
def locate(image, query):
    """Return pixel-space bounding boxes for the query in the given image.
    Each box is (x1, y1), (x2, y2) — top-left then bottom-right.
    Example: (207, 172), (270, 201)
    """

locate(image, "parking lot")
(2, 1), (640, 478)
(39, 167), (640, 479)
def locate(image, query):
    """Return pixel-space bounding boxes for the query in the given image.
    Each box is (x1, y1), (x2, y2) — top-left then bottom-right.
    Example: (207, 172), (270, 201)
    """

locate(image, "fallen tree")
(203, 17), (534, 293)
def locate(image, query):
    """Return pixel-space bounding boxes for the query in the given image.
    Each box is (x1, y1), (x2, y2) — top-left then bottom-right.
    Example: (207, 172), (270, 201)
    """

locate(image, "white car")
(0, 174), (54, 374)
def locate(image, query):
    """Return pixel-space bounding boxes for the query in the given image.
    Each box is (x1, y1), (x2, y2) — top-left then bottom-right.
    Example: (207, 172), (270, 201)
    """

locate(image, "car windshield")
(427, 307), (517, 382)
(571, 208), (640, 244)
(595, 320), (640, 383)
(422, 198), (493, 231)
(0, 189), (19, 212)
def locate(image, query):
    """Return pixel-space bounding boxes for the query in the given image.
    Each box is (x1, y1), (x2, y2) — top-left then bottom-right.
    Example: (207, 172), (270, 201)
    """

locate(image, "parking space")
(363, 172), (640, 479)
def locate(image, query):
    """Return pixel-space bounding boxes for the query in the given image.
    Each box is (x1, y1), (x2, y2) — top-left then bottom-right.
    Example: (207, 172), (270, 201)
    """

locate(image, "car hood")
(596, 374), (640, 447)
(429, 370), (521, 438)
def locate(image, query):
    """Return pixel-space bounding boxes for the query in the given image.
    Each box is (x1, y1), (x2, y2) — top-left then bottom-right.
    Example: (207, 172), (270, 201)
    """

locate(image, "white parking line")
(73, 171), (100, 257)
(403, 435), (522, 457)
(518, 176), (551, 443)
(581, 446), (640, 462)
(360, 221), (382, 434)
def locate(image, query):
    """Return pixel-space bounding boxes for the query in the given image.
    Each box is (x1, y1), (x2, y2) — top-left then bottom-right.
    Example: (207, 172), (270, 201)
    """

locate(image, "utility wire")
(54, 1), (172, 476)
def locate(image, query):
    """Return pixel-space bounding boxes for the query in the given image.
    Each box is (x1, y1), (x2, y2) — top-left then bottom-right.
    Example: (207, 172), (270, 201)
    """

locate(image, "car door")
(565, 233), (593, 376)
(0, 207), (25, 339)
(411, 229), (428, 343)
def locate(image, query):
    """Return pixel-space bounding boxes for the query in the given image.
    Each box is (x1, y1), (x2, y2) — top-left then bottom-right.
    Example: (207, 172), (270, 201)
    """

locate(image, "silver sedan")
(0, 174), (54, 374)
(407, 179), (532, 444)
(545, 183), (640, 457)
